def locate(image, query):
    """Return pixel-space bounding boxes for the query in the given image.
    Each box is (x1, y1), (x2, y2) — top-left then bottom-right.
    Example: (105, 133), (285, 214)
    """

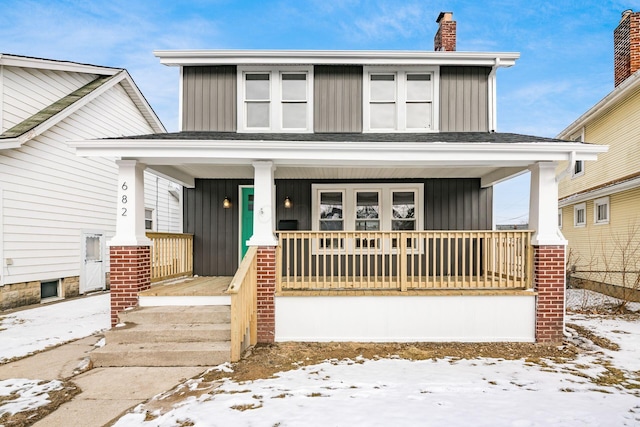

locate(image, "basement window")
(41, 279), (60, 300)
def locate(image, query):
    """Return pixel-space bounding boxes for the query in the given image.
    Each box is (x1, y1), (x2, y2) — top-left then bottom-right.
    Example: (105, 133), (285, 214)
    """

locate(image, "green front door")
(240, 186), (254, 259)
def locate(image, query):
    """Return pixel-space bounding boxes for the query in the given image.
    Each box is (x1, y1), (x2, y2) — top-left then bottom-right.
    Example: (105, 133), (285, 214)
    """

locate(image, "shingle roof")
(115, 131), (572, 143)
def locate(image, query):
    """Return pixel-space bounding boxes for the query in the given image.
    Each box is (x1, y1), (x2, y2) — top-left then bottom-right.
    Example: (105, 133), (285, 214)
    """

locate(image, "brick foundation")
(256, 246), (277, 343)
(109, 246), (151, 327)
(534, 245), (566, 343)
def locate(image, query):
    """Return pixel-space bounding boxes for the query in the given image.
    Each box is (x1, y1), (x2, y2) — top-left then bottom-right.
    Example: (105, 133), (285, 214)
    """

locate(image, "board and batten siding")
(185, 178), (492, 277)
(182, 66), (237, 132)
(439, 66), (490, 132)
(313, 65), (363, 133)
(1, 81), (163, 286)
(144, 172), (183, 233)
(1, 66), (96, 132)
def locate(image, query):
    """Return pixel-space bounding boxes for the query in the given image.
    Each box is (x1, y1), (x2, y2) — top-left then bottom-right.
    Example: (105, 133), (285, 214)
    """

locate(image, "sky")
(2, 0), (639, 224)
(3, 289), (639, 425)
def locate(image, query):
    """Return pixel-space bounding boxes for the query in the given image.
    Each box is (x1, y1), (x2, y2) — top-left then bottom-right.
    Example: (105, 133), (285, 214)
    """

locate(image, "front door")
(80, 232), (105, 293)
(240, 186), (254, 260)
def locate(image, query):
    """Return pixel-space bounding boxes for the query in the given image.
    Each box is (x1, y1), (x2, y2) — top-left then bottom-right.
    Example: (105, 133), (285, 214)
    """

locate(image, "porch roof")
(71, 131), (608, 188)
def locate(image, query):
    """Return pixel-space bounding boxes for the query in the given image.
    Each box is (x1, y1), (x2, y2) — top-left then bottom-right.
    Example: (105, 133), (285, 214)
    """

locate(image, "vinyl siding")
(560, 186), (640, 289)
(144, 172), (183, 233)
(439, 66), (490, 132)
(1, 66), (96, 132)
(313, 65), (363, 133)
(185, 178), (492, 276)
(558, 84), (640, 199)
(0, 80), (166, 286)
(182, 66), (237, 132)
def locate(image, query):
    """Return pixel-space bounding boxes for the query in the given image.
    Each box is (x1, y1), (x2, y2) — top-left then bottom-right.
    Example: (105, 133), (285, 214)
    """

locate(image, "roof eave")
(0, 53), (120, 75)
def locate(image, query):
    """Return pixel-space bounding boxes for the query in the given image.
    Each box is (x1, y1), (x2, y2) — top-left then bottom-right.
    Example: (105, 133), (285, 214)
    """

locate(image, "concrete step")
(118, 305), (231, 325)
(105, 322), (231, 344)
(91, 341), (231, 367)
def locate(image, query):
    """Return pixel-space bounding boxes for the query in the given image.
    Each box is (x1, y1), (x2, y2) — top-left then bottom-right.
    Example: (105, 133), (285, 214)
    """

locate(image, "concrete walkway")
(0, 335), (204, 426)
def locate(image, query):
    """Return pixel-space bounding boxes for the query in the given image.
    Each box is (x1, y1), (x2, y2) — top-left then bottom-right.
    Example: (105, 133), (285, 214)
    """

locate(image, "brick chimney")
(434, 12), (456, 51)
(614, 9), (640, 87)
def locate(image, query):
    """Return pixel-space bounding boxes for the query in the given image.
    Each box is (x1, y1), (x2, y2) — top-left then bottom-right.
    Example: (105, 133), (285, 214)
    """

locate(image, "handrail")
(277, 230), (533, 292)
(227, 246), (258, 362)
(146, 232), (194, 283)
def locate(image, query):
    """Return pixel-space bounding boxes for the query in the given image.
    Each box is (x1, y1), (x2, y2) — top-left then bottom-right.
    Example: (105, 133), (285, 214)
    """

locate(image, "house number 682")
(121, 181), (128, 216)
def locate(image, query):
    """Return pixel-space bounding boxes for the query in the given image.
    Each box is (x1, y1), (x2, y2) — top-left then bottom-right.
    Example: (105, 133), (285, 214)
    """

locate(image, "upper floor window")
(363, 67), (438, 133)
(572, 133), (585, 178)
(238, 66), (313, 132)
(594, 197), (610, 225)
(574, 203), (586, 227)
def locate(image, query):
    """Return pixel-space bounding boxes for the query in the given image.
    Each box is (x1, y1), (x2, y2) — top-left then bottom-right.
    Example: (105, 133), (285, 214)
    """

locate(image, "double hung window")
(594, 197), (610, 224)
(574, 203), (586, 227)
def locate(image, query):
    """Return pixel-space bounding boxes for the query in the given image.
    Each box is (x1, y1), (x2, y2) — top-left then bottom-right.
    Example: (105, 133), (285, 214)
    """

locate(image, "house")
(74, 12), (606, 354)
(0, 54), (183, 310)
(557, 10), (640, 302)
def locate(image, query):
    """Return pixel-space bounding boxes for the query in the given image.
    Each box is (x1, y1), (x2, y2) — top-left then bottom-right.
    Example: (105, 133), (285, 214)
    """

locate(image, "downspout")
(555, 151), (576, 183)
(488, 58), (500, 132)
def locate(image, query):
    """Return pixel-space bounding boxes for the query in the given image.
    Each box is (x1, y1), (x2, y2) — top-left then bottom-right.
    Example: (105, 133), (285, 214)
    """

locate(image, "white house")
(0, 54), (182, 310)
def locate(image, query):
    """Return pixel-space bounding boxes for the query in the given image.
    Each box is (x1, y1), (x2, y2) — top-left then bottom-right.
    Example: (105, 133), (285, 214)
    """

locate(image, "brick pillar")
(434, 11), (456, 52)
(534, 245), (565, 343)
(256, 246), (276, 343)
(109, 246), (151, 327)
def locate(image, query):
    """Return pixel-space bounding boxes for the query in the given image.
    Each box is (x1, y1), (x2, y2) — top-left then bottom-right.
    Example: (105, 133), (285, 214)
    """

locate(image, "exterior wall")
(275, 295), (535, 341)
(0, 275), (80, 310)
(313, 65), (363, 133)
(181, 66), (237, 132)
(185, 178), (492, 277)
(439, 66), (489, 132)
(1, 66), (95, 131)
(561, 185), (640, 292)
(143, 172), (183, 233)
(558, 84), (640, 199)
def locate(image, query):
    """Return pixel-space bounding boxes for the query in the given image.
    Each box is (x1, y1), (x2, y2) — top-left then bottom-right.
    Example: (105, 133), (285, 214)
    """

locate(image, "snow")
(0, 293), (110, 362)
(2, 290), (640, 426)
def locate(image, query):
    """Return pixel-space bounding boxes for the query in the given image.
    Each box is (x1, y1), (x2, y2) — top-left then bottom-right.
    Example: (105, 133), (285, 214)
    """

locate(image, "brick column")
(256, 246), (276, 343)
(534, 245), (565, 343)
(109, 246), (151, 327)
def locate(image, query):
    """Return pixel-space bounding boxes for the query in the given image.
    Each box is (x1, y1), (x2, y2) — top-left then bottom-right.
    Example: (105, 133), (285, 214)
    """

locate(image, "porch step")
(91, 342), (230, 367)
(91, 305), (232, 367)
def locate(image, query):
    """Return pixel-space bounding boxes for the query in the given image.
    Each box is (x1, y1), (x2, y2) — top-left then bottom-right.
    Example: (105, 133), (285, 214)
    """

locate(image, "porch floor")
(140, 276), (232, 297)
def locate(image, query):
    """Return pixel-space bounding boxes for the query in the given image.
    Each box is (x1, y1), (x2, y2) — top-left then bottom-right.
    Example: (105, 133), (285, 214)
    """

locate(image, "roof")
(154, 50), (520, 68)
(0, 54), (165, 149)
(116, 131), (567, 144)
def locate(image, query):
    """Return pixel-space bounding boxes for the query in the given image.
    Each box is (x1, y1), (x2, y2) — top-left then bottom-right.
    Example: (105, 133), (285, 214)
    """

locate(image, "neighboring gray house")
(0, 54), (182, 310)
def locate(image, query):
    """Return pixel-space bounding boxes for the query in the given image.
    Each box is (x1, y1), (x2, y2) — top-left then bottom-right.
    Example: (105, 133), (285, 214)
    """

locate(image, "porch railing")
(146, 232), (194, 283)
(277, 230), (533, 292)
(227, 246), (258, 362)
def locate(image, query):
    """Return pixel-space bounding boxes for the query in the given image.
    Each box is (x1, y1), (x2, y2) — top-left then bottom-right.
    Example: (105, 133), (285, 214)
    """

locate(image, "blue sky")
(2, 0), (638, 224)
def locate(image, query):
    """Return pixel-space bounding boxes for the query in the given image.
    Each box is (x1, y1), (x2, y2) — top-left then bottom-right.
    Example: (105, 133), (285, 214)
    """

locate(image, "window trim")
(312, 183), (424, 231)
(558, 208), (563, 229)
(363, 66), (439, 133)
(145, 208), (155, 231)
(237, 66), (313, 133)
(574, 202), (586, 228)
(593, 197), (610, 225)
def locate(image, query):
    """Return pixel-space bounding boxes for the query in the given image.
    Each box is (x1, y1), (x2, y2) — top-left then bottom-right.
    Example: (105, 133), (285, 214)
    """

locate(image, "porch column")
(529, 162), (567, 344)
(108, 160), (152, 327)
(248, 161), (278, 343)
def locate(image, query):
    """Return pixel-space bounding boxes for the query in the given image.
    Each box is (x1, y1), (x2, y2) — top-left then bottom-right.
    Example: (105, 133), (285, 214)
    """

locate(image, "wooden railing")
(227, 246), (258, 362)
(277, 230), (533, 292)
(146, 232), (194, 283)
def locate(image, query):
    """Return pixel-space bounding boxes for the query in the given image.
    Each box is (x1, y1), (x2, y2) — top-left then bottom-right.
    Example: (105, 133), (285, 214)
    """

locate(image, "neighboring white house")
(0, 54), (182, 310)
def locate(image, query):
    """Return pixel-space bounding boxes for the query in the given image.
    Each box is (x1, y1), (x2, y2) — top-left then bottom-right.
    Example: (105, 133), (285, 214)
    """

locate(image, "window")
(594, 197), (610, 224)
(239, 67), (312, 132)
(573, 160), (584, 177)
(313, 184), (423, 231)
(558, 208), (563, 229)
(364, 67), (437, 132)
(41, 280), (60, 299)
(574, 203), (586, 227)
(145, 208), (154, 231)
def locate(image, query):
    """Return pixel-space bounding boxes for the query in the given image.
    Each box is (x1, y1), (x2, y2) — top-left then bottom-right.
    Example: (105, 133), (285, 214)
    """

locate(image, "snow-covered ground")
(1, 290), (639, 426)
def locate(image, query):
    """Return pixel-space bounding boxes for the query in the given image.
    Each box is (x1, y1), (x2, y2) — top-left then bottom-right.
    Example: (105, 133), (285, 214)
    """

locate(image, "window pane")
(406, 103), (431, 129)
(356, 220), (380, 231)
(356, 192), (379, 219)
(86, 236), (101, 261)
(597, 204), (608, 221)
(392, 220), (415, 230)
(393, 192), (415, 219)
(407, 74), (431, 101)
(370, 103), (395, 129)
(320, 220), (343, 231)
(246, 74), (270, 100)
(282, 74), (307, 101)
(370, 75), (395, 101)
(246, 102), (269, 127)
(320, 192), (342, 219)
(282, 103), (307, 128)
